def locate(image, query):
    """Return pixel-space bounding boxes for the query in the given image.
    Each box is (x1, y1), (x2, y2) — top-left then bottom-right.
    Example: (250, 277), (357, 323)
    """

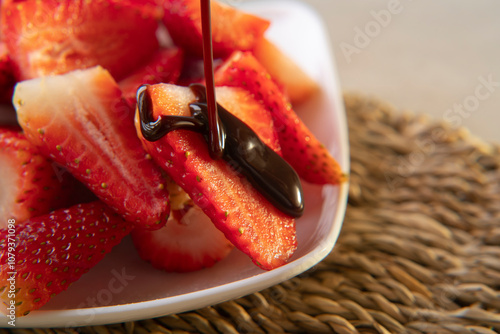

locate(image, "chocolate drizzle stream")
(200, 0), (225, 159)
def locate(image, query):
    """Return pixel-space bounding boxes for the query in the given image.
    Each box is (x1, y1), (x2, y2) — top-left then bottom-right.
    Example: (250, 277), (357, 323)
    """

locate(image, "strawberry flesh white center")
(14, 66), (170, 227)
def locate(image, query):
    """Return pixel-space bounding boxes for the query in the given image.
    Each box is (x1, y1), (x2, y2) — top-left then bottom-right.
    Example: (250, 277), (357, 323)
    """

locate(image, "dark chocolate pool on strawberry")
(137, 83), (304, 217)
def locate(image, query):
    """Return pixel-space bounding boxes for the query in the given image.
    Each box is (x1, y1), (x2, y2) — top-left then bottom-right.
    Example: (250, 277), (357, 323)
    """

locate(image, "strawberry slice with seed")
(1, 0), (159, 81)
(215, 86), (281, 153)
(215, 51), (344, 185)
(253, 37), (320, 105)
(162, 0), (270, 58)
(14, 66), (170, 229)
(0, 127), (74, 226)
(132, 187), (234, 273)
(119, 47), (184, 106)
(0, 201), (132, 317)
(135, 84), (296, 270)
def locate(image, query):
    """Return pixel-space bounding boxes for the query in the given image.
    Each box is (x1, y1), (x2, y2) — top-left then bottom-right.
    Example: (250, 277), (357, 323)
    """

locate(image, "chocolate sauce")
(137, 84), (304, 217)
(136, 0), (304, 217)
(200, 0), (225, 159)
(190, 84), (304, 217)
(137, 85), (205, 141)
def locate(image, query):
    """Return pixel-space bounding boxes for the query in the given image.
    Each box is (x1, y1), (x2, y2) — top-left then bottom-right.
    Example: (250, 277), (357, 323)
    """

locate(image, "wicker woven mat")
(7, 93), (500, 333)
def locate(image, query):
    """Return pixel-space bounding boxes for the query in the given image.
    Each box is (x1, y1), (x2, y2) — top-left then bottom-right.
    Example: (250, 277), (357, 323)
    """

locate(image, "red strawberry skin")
(113, 0), (165, 20)
(14, 66), (170, 229)
(0, 127), (73, 226)
(162, 0), (270, 58)
(252, 37), (320, 105)
(0, 201), (132, 317)
(1, 0), (159, 81)
(119, 47), (184, 106)
(132, 205), (234, 273)
(0, 42), (16, 103)
(215, 86), (281, 153)
(215, 51), (344, 185)
(135, 84), (297, 270)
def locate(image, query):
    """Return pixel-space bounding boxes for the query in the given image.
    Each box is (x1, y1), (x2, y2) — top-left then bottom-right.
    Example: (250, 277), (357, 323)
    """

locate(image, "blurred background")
(296, 0), (500, 142)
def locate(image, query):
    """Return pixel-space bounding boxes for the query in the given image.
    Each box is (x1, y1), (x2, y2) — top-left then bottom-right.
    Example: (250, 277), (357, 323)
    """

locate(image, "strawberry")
(0, 201), (132, 317)
(133, 87), (281, 272)
(0, 127), (73, 226)
(253, 37), (319, 105)
(13, 66), (170, 229)
(119, 47), (184, 106)
(162, 0), (270, 58)
(215, 86), (281, 152)
(215, 51), (344, 185)
(113, 0), (165, 20)
(0, 42), (16, 103)
(132, 199), (234, 273)
(1, 0), (159, 81)
(135, 84), (297, 270)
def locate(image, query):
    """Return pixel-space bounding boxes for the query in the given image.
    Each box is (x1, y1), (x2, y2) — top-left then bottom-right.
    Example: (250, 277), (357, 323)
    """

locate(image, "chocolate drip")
(189, 84), (304, 217)
(137, 84), (304, 217)
(138, 85), (205, 141)
(200, 0), (225, 159)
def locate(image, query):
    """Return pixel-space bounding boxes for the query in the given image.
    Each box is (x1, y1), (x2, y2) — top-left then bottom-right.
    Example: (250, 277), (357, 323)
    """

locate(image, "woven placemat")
(6, 93), (500, 333)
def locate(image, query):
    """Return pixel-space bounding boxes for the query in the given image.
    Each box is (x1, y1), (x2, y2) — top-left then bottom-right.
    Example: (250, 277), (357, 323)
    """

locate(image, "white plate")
(1, 0), (349, 328)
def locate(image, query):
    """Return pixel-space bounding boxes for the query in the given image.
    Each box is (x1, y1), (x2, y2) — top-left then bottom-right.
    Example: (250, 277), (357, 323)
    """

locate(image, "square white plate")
(1, 0), (349, 328)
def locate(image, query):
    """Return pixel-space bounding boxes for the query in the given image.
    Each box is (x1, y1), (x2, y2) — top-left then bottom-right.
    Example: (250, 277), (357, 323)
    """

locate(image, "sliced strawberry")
(0, 201), (132, 317)
(14, 66), (170, 229)
(119, 47), (184, 106)
(177, 56), (226, 87)
(162, 0), (270, 58)
(215, 51), (343, 185)
(215, 86), (281, 153)
(0, 42), (16, 103)
(0, 127), (74, 226)
(112, 0), (165, 20)
(1, 0), (159, 81)
(133, 204), (234, 273)
(253, 37), (319, 105)
(135, 84), (296, 270)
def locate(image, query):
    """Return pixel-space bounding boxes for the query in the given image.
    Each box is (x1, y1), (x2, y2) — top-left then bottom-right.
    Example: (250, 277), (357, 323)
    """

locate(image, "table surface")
(299, 0), (500, 142)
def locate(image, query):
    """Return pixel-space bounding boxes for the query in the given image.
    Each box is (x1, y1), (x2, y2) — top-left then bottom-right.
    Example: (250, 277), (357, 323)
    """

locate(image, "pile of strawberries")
(0, 0), (343, 317)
